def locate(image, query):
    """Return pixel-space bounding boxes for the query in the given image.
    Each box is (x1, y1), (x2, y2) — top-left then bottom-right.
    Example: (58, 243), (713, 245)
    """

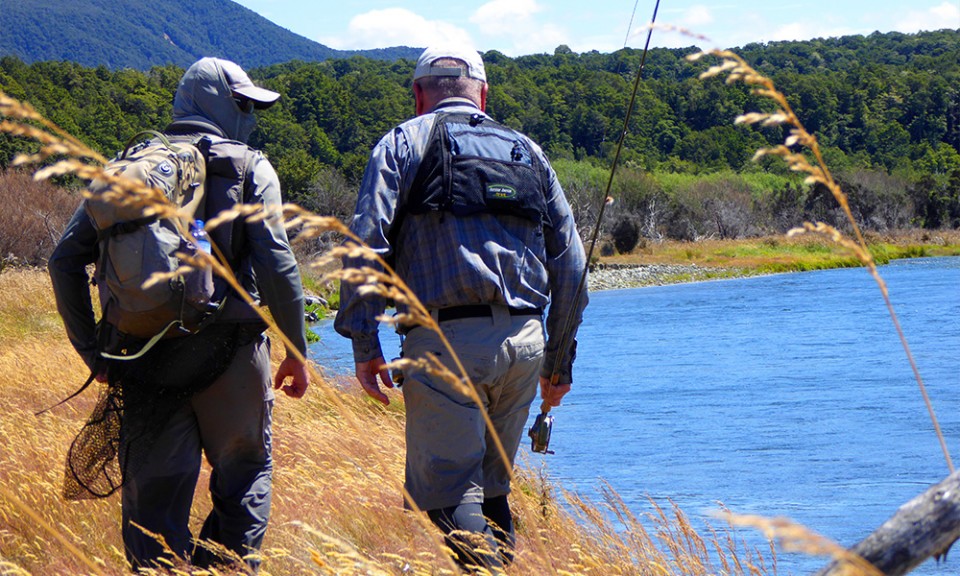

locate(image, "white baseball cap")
(413, 45), (487, 83)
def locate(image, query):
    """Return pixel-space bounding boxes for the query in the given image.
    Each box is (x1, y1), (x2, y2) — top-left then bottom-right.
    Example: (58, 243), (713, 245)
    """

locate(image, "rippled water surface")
(311, 256), (960, 575)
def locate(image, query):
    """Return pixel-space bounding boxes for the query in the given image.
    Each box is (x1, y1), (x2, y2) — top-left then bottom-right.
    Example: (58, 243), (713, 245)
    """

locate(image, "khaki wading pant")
(121, 333), (274, 571)
(401, 307), (545, 511)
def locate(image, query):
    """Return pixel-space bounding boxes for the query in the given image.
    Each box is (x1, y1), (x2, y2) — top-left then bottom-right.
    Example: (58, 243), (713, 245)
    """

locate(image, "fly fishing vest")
(403, 111), (552, 227)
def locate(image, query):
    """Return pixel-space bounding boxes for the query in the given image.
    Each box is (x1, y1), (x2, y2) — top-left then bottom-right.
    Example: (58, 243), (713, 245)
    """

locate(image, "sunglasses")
(233, 95), (255, 113)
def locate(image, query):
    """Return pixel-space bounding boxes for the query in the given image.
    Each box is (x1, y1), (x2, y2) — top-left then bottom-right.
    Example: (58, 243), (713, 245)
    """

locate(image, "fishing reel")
(528, 412), (555, 455)
(389, 357), (404, 387)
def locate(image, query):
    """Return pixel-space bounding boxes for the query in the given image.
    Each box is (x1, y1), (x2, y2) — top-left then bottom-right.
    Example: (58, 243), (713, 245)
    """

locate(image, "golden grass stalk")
(288, 203), (517, 476)
(207, 200), (521, 541)
(687, 48), (954, 475)
(721, 514), (883, 576)
(0, 209), (781, 572)
(0, 87), (512, 573)
(0, 76), (832, 575)
(0, 485), (103, 575)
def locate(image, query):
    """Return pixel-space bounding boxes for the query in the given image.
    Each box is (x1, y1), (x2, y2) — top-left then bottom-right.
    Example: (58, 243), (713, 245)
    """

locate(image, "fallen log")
(816, 470), (960, 576)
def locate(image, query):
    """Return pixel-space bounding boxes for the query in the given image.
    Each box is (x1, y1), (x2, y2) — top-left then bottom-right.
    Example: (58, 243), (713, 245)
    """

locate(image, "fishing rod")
(529, 0), (663, 455)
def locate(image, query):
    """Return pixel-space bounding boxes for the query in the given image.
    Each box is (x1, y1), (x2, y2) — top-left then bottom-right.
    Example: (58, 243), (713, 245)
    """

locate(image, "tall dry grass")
(0, 267), (789, 576)
(0, 85), (793, 575)
(0, 41), (912, 575)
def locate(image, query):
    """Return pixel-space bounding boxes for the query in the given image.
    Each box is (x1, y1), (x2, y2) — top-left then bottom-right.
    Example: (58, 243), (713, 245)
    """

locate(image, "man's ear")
(414, 82), (426, 116)
(479, 82), (488, 112)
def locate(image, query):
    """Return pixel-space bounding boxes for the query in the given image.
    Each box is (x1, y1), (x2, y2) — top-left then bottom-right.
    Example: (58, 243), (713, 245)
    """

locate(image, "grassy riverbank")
(5, 230), (955, 574)
(592, 230), (960, 286)
(1, 267), (808, 575)
(302, 229), (960, 303)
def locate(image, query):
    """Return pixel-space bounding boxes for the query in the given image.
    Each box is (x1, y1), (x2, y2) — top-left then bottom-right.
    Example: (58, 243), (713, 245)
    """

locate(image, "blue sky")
(231, 0), (959, 56)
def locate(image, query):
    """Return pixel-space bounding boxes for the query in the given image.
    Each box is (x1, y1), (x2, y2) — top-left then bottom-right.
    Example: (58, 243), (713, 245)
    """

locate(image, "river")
(309, 256), (960, 575)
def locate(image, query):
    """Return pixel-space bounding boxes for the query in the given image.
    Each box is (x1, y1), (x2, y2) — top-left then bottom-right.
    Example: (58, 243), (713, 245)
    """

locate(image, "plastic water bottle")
(192, 219), (211, 254)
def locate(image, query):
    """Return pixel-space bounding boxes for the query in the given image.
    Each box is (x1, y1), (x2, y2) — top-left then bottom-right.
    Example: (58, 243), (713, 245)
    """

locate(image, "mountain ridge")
(0, 0), (422, 69)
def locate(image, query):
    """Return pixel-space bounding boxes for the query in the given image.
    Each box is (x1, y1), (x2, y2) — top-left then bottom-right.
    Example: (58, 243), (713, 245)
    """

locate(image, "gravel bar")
(587, 263), (742, 291)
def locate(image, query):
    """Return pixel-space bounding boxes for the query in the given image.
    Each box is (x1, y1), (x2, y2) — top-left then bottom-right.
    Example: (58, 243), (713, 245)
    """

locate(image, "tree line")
(0, 29), (957, 263)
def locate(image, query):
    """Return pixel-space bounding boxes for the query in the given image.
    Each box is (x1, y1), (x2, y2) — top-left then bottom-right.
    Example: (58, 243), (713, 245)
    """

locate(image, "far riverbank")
(300, 231), (960, 298)
(587, 230), (960, 291)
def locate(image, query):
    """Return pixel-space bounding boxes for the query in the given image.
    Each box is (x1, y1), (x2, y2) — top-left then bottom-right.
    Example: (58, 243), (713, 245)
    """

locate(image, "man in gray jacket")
(49, 58), (309, 572)
(336, 45), (586, 572)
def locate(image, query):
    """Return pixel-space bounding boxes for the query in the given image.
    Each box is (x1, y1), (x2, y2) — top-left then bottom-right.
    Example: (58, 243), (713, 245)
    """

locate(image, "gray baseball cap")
(413, 45), (487, 83)
(218, 59), (280, 109)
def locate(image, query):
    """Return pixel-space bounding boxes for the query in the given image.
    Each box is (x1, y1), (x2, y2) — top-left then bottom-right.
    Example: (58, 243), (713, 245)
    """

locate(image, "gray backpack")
(85, 130), (218, 359)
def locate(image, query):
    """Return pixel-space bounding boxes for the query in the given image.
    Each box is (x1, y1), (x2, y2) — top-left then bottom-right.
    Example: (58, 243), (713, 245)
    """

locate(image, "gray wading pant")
(401, 307), (545, 511)
(121, 333), (274, 570)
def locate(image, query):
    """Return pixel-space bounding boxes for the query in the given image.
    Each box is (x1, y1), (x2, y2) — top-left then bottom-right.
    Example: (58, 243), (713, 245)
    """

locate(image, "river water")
(309, 256), (960, 575)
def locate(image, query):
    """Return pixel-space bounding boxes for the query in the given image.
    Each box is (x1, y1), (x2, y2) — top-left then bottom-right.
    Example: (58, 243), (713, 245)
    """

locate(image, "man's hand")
(540, 375), (571, 407)
(356, 356), (393, 405)
(274, 355), (310, 399)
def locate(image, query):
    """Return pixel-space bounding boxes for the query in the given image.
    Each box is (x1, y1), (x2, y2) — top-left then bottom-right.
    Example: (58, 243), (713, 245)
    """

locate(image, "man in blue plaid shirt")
(336, 44), (587, 572)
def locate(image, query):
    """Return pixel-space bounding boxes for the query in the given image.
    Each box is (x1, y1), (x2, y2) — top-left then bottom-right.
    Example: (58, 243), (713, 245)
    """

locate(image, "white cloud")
(470, 0), (543, 32)
(747, 20), (855, 46)
(897, 2), (960, 33)
(318, 8), (473, 50)
(571, 33), (623, 54)
(768, 22), (814, 42)
(629, 4), (720, 49)
(683, 5), (715, 27)
(512, 23), (569, 55)
(469, 0), (569, 55)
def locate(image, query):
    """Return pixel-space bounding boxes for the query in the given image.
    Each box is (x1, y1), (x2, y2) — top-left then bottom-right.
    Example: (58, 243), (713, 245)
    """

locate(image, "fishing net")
(63, 323), (252, 500)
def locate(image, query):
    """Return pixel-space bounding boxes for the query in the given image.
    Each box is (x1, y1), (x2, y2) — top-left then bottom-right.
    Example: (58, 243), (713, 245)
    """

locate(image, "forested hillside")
(0, 0), (420, 69)
(0, 30), (957, 261)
